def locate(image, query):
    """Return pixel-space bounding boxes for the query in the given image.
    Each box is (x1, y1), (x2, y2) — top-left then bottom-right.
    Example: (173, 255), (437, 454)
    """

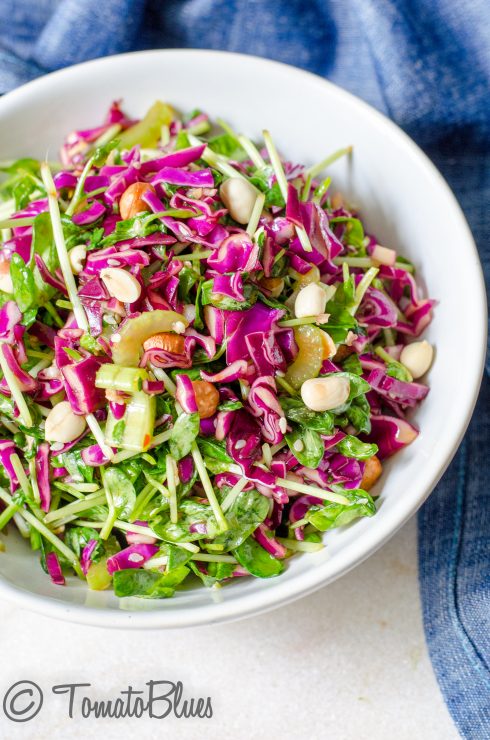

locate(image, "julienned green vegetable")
(0, 99), (433, 599)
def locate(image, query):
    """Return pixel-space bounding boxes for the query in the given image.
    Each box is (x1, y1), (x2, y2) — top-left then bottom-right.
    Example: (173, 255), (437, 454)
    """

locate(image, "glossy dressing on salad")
(0, 101), (434, 598)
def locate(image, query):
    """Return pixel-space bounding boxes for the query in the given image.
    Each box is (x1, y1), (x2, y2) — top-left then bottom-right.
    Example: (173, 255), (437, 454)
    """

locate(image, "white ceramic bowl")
(0, 51), (486, 629)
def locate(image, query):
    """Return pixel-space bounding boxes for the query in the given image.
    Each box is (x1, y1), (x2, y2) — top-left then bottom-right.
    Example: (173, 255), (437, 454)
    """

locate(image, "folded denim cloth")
(0, 1), (488, 735)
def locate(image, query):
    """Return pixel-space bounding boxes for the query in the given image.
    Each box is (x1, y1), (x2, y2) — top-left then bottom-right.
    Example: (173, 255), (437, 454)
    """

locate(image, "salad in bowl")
(0, 100), (434, 599)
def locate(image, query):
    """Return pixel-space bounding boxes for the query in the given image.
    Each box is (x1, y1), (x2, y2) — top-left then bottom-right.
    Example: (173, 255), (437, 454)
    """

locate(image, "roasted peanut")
(400, 340), (434, 379)
(333, 344), (354, 363)
(143, 332), (186, 354)
(69, 244), (87, 274)
(119, 182), (155, 220)
(301, 376), (350, 411)
(220, 177), (257, 224)
(295, 282), (328, 318)
(100, 267), (142, 303)
(45, 401), (86, 443)
(361, 455), (382, 491)
(192, 380), (219, 419)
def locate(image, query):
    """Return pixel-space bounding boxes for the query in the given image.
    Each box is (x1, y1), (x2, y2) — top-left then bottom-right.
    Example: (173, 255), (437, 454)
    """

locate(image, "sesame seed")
(172, 321), (186, 334)
(293, 439), (304, 452)
(235, 439), (246, 450)
(128, 553), (144, 563)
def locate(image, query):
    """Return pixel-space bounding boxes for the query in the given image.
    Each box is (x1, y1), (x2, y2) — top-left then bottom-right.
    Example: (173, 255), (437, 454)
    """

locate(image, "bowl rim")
(0, 48), (486, 629)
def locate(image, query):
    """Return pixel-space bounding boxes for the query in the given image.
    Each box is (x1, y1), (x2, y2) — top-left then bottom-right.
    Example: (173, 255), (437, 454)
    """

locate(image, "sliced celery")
(118, 101), (174, 149)
(86, 557), (112, 591)
(105, 391), (156, 452)
(111, 309), (188, 367)
(95, 364), (148, 394)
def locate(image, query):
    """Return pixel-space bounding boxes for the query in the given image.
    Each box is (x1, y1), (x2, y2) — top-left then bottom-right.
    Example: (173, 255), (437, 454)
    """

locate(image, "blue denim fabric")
(0, 1), (489, 735)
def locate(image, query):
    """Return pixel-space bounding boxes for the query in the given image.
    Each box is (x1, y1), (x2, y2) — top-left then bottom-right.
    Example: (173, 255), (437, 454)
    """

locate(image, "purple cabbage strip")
(151, 166), (215, 189)
(0, 302), (22, 344)
(35, 442), (51, 512)
(366, 368), (429, 407)
(207, 232), (261, 273)
(45, 552), (65, 586)
(175, 374), (198, 413)
(80, 540), (99, 575)
(35, 255), (68, 296)
(106, 544), (159, 574)
(72, 201), (106, 226)
(61, 356), (108, 415)
(0, 441), (19, 492)
(361, 414), (418, 459)
(248, 376), (285, 445)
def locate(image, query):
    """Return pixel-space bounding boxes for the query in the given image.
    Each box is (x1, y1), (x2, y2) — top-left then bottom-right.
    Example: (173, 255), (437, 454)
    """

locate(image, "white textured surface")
(0, 519), (457, 740)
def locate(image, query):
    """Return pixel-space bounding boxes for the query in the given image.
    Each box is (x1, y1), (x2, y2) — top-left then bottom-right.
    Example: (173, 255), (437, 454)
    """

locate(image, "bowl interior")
(0, 51), (485, 628)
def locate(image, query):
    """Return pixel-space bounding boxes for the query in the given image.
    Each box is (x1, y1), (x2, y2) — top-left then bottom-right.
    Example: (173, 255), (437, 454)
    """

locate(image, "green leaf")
(10, 253), (36, 312)
(321, 372), (371, 403)
(102, 214), (161, 246)
(285, 426), (324, 469)
(196, 437), (232, 464)
(178, 265), (200, 302)
(169, 412), (200, 460)
(175, 131), (191, 150)
(280, 397), (334, 434)
(320, 301), (357, 343)
(190, 559), (236, 587)
(93, 139), (120, 167)
(202, 456), (234, 474)
(329, 217), (365, 249)
(0, 159), (42, 210)
(166, 544), (193, 571)
(233, 537), (284, 578)
(249, 167), (285, 208)
(153, 500), (220, 543)
(213, 488), (270, 549)
(218, 399), (243, 411)
(346, 394), (371, 434)
(306, 488), (376, 531)
(208, 561), (236, 580)
(113, 565), (189, 598)
(257, 292), (288, 311)
(12, 177), (38, 210)
(385, 360), (412, 382)
(193, 279), (204, 330)
(169, 367), (201, 382)
(57, 449), (94, 483)
(0, 392), (16, 419)
(336, 435), (378, 460)
(64, 526), (104, 562)
(201, 278), (258, 311)
(0, 158), (39, 176)
(79, 333), (103, 355)
(341, 354), (363, 375)
(335, 272), (356, 307)
(207, 133), (243, 159)
(104, 467), (136, 519)
(60, 216), (94, 251)
(31, 212), (57, 268)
